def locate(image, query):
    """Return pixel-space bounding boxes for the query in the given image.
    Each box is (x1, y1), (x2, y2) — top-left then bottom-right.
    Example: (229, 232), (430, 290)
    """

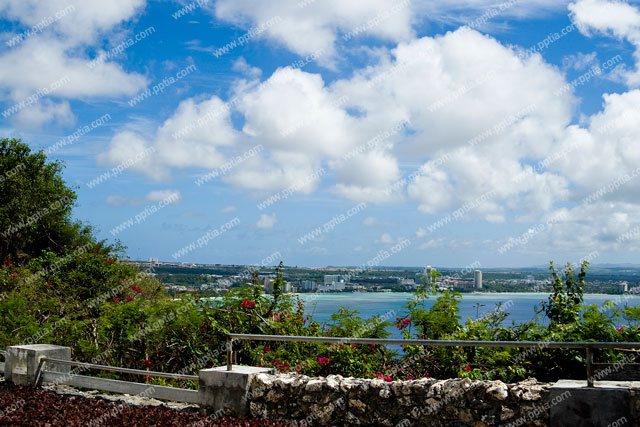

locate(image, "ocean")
(296, 292), (640, 332)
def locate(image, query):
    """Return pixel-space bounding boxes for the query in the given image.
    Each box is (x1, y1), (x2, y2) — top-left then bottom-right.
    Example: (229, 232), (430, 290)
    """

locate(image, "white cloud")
(145, 189), (181, 203)
(569, 0), (640, 86)
(104, 189), (181, 206)
(232, 57), (262, 79)
(105, 195), (128, 207)
(212, 0), (567, 66)
(378, 233), (394, 244)
(99, 28), (577, 221)
(0, 1), (148, 127)
(551, 89), (640, 203)
(11, 99), (75, 130)
(214, 0), (414, 66)
(256, 213), (278, 229)
(98, 131), (166, 180)
(100, 96), (240, 179)
(0, 0), (145, 44)
(221, 205), (237, 213)
(362, 217), (377, 227)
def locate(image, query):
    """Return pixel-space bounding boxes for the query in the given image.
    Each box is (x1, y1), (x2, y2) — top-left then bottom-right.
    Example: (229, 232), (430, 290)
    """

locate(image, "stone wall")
(247, 374), (551, 426)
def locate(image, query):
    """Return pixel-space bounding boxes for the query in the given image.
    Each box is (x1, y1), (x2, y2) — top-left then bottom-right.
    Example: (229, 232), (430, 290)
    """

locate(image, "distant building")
(263, 278), (274, 292)
(324, 275), (350, 285)
(317, 282), (346, 292)
(416, 266), (435, 284)
(302, 280), (316, 291)
(454, 280), (474, 290)
(620, 281), (629, 293)
(282, 282), (292, 293)
(149, 257), (159, 265)
(474, 270), (483, 289)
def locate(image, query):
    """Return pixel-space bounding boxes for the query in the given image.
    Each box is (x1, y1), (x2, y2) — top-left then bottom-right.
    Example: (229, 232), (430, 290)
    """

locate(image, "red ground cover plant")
(0, 382), (290, 426)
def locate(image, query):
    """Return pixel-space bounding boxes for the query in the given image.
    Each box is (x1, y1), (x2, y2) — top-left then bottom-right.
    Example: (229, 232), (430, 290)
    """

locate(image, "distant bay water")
(296, 293), (640, 333)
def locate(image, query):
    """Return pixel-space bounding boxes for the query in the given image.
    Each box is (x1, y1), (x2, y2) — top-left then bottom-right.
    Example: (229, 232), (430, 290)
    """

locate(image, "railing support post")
(226, 337), (233, 371)
(586, 347), (594, 387)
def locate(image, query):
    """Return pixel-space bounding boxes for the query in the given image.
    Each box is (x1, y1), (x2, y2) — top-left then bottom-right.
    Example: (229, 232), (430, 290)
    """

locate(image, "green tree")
(540, 261), (587, 325)
(0, 138), (93, 263)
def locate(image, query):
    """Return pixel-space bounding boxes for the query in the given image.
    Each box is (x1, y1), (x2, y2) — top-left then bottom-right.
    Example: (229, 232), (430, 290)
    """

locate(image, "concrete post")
(5, 344), (71, 386)
(199, 365), (273, 416)
(550, 380), (631, 426)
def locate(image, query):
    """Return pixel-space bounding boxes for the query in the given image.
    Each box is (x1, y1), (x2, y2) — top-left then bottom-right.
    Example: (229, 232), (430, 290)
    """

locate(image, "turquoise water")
(296, 292), (640, 333)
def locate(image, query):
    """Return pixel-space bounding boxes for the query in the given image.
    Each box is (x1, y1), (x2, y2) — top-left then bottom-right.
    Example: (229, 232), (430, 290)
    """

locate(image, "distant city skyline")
(2, 1), (640, 268)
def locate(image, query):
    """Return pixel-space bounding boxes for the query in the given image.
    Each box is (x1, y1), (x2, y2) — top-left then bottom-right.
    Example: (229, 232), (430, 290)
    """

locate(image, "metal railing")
(35, 357), (198, 386)
(227, 333), (640, 387)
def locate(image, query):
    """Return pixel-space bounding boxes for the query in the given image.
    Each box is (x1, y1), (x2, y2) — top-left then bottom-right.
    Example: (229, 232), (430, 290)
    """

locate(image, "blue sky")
(2, 0), (640, 268)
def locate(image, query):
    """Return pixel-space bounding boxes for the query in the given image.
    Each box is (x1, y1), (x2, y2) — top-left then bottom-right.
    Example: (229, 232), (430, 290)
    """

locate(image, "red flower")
(264, 347), (271, 353)
(131, 285), (142, 294)
(200, 327), (207, 332)
(242, 300), (256, 308)
(317, 357), (331, 365)
(403, 318), (411, 325)
(142, 359), (151, 368)
(111, 297), (120, 303)
(374, 373), (392, 382)
(46, 281), (51, 287)
(464, 365), (472, 371)
(126, 297), (134, 302)
(406, 376), (415, 380)
(11, 273), (18, 279)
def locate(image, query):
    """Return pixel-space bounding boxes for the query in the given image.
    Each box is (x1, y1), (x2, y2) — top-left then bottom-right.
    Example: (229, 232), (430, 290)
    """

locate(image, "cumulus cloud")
(100, 96), (240, 180)
(256, 213), (278, 229)
(551, 89), (640, 204)
(0, 0), (148, 127)
(98, 28), (578, 218)
(212, 0), (568, 66)
(569, 0), (640, 86)
(214, 0), (414, 66)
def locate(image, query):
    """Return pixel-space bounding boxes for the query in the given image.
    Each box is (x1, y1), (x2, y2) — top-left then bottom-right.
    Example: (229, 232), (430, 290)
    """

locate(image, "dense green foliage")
(1, 137), (639, 388)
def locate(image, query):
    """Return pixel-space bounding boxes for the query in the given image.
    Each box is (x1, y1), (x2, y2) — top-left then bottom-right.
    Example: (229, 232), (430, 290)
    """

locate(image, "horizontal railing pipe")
(40, 357), (198, 381)
(227, 334), (640, 350)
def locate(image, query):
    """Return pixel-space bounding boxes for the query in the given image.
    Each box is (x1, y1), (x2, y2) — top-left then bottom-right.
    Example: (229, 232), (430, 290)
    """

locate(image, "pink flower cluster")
(317, 357), (332, 366)
(374, 373), (393, 382)
(396, 318), (411, 329)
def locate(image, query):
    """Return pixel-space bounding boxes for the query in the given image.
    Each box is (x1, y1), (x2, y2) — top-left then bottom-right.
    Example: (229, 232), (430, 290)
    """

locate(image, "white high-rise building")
(474, 270), (483, 289)
(416, 266), (435, 284)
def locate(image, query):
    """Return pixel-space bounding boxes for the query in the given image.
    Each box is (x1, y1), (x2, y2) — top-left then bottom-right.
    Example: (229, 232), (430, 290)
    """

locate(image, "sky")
(1, 0), (640, 269)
